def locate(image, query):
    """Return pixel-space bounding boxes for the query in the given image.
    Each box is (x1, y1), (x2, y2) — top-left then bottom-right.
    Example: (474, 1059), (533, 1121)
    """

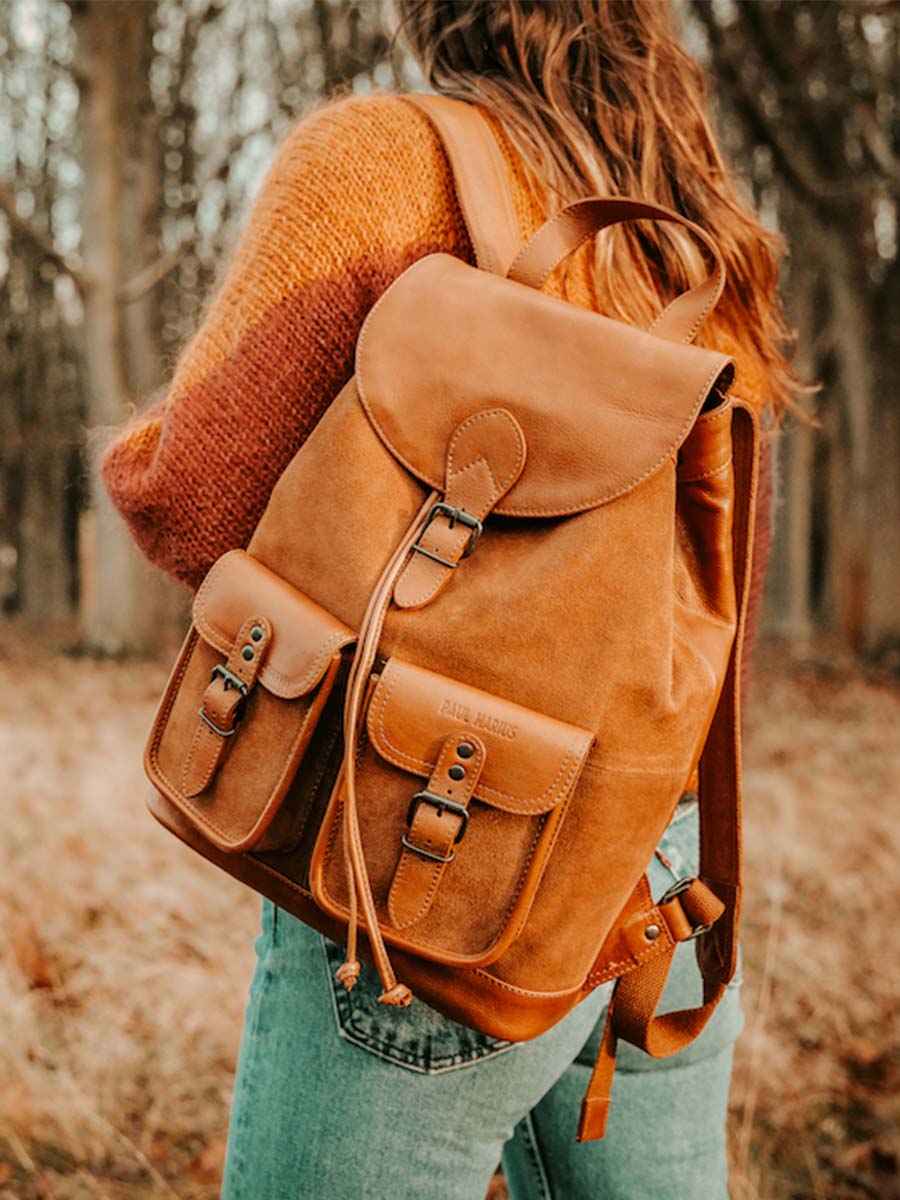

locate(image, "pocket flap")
(193, 550), (355, 698)
(366, 658), (594, 815)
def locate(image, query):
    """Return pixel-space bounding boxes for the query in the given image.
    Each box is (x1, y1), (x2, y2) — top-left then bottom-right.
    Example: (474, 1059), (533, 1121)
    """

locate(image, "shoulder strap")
(578, 398), (760, 1141)
(402, 93), (522, 276)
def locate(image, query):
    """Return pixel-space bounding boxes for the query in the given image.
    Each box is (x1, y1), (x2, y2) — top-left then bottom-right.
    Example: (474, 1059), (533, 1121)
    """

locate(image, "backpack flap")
(145, 549), (354, 853)
(356, 252), (734, 519)
(309, 656), (594, 967)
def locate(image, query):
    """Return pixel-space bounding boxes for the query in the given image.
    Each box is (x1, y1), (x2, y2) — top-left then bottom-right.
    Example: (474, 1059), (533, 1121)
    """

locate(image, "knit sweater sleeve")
(102, 95), (470, 591)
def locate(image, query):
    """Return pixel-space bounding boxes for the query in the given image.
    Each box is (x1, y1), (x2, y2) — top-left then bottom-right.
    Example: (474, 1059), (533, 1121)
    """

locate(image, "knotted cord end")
(378, 982), (413, 1007)
(336, 960), (361, 991)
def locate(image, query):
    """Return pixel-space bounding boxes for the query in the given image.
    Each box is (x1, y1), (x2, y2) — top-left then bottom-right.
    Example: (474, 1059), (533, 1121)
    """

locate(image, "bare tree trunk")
(775, 226), (818, 648)
(70, 0), (180, 655)
(16, 319), (75, 627)
(826, 227), (877, 653)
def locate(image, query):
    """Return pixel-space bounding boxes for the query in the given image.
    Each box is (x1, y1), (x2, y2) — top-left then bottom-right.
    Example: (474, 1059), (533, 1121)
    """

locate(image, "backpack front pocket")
(145, 549), (354, 853)
(309, 657), (594, 968)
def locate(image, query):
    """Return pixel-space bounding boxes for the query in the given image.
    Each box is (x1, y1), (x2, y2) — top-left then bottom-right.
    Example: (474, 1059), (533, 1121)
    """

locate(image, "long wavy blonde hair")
(395, 0), (799, 416)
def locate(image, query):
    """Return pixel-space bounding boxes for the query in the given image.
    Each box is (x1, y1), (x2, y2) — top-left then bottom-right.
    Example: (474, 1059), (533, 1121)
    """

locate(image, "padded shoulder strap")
(402, 93), (522, 276)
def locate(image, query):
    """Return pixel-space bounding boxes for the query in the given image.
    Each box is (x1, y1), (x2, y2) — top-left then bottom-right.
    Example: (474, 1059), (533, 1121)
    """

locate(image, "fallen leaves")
(10, 920), (55, 991)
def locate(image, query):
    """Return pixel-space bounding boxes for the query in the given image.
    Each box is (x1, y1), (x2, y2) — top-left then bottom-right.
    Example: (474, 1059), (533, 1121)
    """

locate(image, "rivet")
(448, 764), (465, 781)
(644, 923), (661, 942)
(251, 625), (264, 642)
(242, 645), (254, 661)
(457, 741), (475, 759)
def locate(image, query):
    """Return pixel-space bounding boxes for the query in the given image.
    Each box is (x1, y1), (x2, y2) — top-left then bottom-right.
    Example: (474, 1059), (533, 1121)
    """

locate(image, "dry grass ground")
(1, 631), (897, 1200)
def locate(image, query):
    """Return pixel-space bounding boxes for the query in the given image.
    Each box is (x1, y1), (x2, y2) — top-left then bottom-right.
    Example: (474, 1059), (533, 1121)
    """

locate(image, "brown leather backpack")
(144, 95), (759, 1142)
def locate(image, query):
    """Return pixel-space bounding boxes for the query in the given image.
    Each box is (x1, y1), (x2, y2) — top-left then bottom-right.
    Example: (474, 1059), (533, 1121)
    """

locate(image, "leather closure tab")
(366, 657), (594, 816)
(356, 254), (734, 518)
(393, 408), (526, 610)
(182, 615), (272, 797)
(193, 550), (355, 698)
(388, 734), (486, 929)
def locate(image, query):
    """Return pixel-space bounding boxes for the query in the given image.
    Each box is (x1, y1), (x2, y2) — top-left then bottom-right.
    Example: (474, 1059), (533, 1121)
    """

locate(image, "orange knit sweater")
(103, 93), (772, 656)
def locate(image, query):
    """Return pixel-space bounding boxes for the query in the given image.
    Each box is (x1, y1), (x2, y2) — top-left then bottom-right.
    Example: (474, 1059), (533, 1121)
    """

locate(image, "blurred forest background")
(0, 0), (898, 660)
(1, 2), (899, 1200)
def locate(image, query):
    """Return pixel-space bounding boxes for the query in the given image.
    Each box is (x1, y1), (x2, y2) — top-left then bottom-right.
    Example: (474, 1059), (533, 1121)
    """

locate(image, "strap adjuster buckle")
(401, 790), (469, 863)
(659, 877), (714, 941)
(411, 502), (483, 569)
(198, 664), (249, 738)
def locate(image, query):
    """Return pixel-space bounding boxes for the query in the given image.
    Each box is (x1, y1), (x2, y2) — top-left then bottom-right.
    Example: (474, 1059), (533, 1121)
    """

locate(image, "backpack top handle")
(507, 196), (727, 345)
(405, 94), (726, 347)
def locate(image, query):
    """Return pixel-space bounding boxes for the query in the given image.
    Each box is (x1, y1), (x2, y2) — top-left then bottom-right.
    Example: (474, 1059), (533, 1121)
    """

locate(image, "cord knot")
(336, 960), (361, 991)
(378, 982), (413, 1007)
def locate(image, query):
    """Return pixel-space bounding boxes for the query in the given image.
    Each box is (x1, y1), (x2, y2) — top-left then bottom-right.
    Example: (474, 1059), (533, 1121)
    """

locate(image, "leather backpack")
(144, 94), (759, 1141)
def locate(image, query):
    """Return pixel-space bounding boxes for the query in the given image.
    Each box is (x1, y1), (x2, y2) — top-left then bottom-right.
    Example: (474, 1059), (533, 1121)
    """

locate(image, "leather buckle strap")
(387, 733), (486, 930)
(410, 503), (483, 569)
(198, 664), (249, 737)
(393, 408), (526, 611)
(182, 615), (271, 798)
(578, 402), (760, 1144)
(402, 791), (470, 863)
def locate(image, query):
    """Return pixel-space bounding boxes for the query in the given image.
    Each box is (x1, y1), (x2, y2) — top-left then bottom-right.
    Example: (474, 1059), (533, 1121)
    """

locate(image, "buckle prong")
(411, 502), (483, 569)
(402, 790), (469, 863)
(198, 663), (249, 738)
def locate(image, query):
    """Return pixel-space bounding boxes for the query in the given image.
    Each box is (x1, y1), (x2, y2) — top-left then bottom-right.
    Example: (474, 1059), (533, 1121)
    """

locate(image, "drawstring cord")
(336, 491), (439, 1005)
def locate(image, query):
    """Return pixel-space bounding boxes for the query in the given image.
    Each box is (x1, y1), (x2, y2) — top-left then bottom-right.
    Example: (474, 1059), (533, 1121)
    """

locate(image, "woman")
(104, 3), (796, 1197)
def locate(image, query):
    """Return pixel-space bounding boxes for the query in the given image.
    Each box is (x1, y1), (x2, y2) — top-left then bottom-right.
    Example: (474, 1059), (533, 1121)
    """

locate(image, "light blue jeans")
(222, 801), (743, 1199)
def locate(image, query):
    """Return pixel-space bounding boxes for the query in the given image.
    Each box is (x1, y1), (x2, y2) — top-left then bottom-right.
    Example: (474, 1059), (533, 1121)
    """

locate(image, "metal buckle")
(659, 877), (714, 941)
(210, 664), (249, 696)
(411, 502), (483, 569)
(198, 664), (249, 738)
(401, 790), (469, 864)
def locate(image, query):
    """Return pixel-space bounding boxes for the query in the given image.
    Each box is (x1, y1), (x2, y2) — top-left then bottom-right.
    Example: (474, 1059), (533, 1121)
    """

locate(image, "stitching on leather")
(506, 208), (596, 287)
(447, 407), (526, 492)
(469, 970), (582, 1001)
(197, 612), (349, 697)
(394, 406), (526, 611)
(495, 792), (563, 952)
(389, 851), (439, 929)
(388, 741), (481, 928)
(394, 523), (472, 608)
(586, 924), (675, 986)
(355, 255), (732, 518)
(318, 791), (506, 966)
(182, 722), (219, 796)
(194, 554), (353, 696)
(500, 356), (730, 516)
(356, 254), (439, 415)
(403, 96), (506, 275)
(677, 455), (733, 484)
(650, 278), (720, 345)
(448, 452), (498, 498)
(369, 662), (591, 813)
(387, 848), (429, 928)
(321, 772), (550, 966)
(371, 661), (588, 810)
(154, 703), (313, 849)
(474, 104), (520, 274)
(693, 402), (733, 427)
(149, 640), (326, 850)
